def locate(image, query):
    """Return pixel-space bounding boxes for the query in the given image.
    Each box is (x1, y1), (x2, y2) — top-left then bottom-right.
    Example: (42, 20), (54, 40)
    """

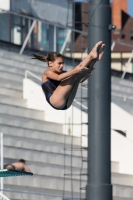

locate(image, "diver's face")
(49, 57), (64, 73)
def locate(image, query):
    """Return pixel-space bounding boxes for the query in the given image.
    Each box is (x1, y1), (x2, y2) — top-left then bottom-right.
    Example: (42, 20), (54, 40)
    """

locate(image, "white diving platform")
(0, 169), (33, 177)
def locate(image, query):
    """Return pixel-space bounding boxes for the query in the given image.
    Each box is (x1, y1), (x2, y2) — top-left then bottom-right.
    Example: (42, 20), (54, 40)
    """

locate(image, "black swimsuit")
(41, 79), (68, 110)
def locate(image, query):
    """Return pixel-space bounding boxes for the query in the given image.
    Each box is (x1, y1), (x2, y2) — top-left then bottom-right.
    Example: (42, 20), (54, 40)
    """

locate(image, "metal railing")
(25, 70), (41, 81)
(121, 50), (133, 79)
(111, 41), (133, 79)
(0, 188), (81, 200)
(0, 193), (10, 200)
(0, 7), (87, 56)
(0, 7), (133, 80)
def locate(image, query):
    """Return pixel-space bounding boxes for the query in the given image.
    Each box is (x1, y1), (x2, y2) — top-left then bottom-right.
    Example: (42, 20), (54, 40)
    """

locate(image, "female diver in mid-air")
(32, 41), (105, 110)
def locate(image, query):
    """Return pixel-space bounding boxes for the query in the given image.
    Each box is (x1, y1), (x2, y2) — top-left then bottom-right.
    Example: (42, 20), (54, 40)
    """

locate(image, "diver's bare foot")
(90, 41), (105, 61)
(97, 44), (106, 60)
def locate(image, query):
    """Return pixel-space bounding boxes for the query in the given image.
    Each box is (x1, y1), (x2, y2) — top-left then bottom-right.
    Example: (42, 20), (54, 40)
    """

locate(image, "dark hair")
(32, 52), (63, 66)
(19, 159), (26, 163)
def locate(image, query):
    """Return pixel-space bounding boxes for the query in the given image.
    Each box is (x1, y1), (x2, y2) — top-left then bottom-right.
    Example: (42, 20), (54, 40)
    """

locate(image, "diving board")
(0, 169), (33, 177)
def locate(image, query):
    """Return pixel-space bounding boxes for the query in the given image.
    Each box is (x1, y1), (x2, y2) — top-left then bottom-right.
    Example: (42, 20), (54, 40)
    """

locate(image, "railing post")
(111, 41), (115, 51)
(60, 29), (71, 54)
(19, 20), (36, 55)
(53, 25), (57, 52)
(121, 50), (133, 79)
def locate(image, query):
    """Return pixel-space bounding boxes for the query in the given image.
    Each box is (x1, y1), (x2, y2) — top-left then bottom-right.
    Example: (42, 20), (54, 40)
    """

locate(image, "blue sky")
(128, 0), (133, 17)
(75, 0), (133, 17)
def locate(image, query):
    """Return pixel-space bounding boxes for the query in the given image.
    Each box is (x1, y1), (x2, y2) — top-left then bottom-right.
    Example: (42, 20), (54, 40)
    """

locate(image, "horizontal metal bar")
(63, 198), (86, 200)
(82, 159), (89, 162)
(63, 147), (88, 151)
(64, 173), (88, 176)
(81, 109), (88, 112)
(81, 84), (88, 88)
(75, 97), (88, 100)
(0, 8), (88, 35)
(63, 123), (86, 125)
(112, 40), (133, 49)
(80, 187), (86, 190)
(63, 123), (88, 125)
(0, 189), (80, 199)
(25, 70), (41, 81)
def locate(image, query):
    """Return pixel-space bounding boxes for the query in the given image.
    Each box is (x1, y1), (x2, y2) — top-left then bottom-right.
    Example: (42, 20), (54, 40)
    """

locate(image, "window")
(130, 30), (133, 40)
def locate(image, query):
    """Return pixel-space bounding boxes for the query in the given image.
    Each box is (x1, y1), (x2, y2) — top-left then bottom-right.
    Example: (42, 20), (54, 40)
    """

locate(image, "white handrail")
(0, 193), (10, 200)
(25, 70), (41, 81)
